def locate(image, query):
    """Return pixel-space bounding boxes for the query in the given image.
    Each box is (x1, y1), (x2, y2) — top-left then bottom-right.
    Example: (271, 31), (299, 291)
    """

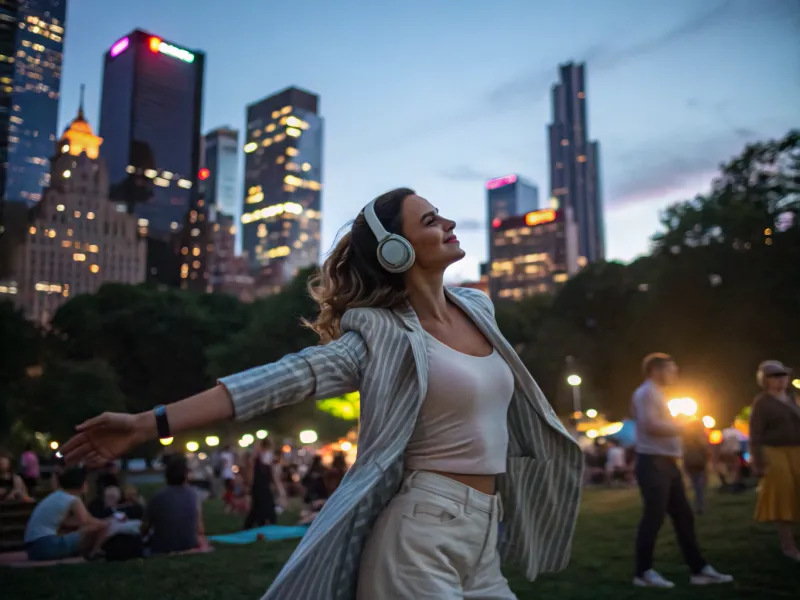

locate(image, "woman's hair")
(305, 187), (416, 342)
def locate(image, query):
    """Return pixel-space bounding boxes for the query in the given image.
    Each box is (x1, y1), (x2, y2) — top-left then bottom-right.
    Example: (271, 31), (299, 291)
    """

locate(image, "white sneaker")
(690, 565), (734, 585)
(633, 569), (675, 588)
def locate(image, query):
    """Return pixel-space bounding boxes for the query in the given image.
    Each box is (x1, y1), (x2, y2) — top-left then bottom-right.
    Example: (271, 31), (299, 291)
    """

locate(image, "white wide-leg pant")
(357, 470), (517, 599)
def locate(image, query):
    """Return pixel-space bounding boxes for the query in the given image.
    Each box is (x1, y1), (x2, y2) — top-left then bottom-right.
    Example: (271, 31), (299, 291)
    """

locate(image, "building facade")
(486, 174), (538, 261)
(203, 127), (239, 219)
(242, 86), (322, 289)
(98, 29), (204, 285)
(488, 207), (579, 302)
(548, 62), (604, 264)
(2, 0), (66, 204)
(14, 106), (146, 323)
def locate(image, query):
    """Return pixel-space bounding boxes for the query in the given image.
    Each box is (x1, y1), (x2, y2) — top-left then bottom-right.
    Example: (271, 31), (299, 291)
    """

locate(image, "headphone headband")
(363, 199), (389, 242)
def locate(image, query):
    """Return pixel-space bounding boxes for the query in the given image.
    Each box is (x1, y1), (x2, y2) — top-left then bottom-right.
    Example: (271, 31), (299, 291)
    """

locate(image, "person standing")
(218, 444), (236, 509)
(682, 418), (711, 515)
(631, 353), (732, 588)
(749, 360), (800, 560)
(20, 444), (40, 496)
(243, 439), (278, 529)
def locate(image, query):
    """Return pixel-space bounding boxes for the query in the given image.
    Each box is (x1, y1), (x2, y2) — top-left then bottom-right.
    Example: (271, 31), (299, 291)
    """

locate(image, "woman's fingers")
(61, 436), (91, 464)
(75, 412), (111, 432)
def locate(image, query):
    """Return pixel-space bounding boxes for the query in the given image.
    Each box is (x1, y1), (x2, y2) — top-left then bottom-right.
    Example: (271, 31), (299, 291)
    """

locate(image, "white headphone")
(363, 198), (415, 273)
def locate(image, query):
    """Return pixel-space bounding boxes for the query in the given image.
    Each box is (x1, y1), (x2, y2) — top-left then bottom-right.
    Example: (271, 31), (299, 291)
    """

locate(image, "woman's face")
(400, 194), (465, 272)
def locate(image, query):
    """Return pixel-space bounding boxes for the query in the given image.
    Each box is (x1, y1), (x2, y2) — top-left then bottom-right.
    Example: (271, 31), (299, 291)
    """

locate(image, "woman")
(749, 360), (800, 560)
(0, 454), (29, 502)
(324, 452), (347, 496)
(244, 439), (278, 529)
(62, 189), (583, 599)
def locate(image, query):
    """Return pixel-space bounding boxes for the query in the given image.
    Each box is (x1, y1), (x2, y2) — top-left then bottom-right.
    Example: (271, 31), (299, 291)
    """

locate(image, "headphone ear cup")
(377, 235), (415, 273)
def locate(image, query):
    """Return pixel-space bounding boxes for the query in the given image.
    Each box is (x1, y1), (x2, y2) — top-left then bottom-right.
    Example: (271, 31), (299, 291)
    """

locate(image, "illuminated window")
(281, 105), (292, 115)
(560, 139), (569, 146)
(266, 123), (276, 132)
(286, 147), (298, 157)
(74, 210), (81, 218)
(87, 212), (96, 220)
(764, 228), (772, 236)
(192, 247), (200, 256)
(286, 127), (301, 138)
(302, 162), (311, 171)
(88, 244), (99, 253)
(286, 162), (299, 171)
(56, 204), (64, 211)
(47, 230), (56, 238)
(89, 264), (100, 274)
(73, 253), (86, 262)
(276, 156), (285, 164)
(578, 91), (585, 99)
(243, 142), (258, 153)
(181, 247), (188, 255)
(63, 169), (71, 178)
(577, 155), (587, 163)
(29, 226), (36, 234)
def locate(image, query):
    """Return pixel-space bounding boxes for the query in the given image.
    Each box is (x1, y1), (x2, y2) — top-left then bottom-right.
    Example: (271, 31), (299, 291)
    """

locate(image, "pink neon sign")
(486, 174), (517, 190)
(110, 37), (130, 58)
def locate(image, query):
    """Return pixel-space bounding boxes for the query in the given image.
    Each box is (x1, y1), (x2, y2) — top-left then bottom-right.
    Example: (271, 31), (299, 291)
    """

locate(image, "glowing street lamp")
(159, 437), (174, 446)
(186, 441), (199, 453)
(585, 409), (598, 419)
(668, 397), (698, 418)
(205, 436), (220, 447)
(567, 374), (582, 416)
(241, 434), (254, 446)
(256, 430), (268, 440)
(299, 430), (318, 445)
(340, 441), (353, 452)
(702, 415), (716, 429)
(49, 441), (59, 450)
(792, 378), (800, 390)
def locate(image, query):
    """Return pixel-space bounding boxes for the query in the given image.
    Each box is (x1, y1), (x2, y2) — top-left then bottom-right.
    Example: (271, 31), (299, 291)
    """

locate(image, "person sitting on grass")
(0, 453), (30, 502)
(23, 467), (109, 561)
(140, 454), (206, 554)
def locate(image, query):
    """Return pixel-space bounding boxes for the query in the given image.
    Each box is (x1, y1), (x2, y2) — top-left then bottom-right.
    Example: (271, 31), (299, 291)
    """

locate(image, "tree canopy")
(1, 130), (798, 453)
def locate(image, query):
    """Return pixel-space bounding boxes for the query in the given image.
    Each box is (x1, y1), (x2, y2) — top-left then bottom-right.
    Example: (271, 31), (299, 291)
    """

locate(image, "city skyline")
(54, 0), (798, 282)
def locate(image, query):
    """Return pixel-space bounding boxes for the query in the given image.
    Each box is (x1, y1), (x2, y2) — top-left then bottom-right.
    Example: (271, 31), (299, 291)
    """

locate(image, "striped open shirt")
(219, 286), (584, 600)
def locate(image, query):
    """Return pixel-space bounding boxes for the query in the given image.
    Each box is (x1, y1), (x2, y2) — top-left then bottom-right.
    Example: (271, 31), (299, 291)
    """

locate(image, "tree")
(19, 359), (126, 444)
(0, 300), (40, 437)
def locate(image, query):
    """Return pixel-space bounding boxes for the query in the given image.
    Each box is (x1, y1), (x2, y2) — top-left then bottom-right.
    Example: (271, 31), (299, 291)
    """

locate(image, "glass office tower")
(99, 29), (204, 284)
(241, 86), (322, 291)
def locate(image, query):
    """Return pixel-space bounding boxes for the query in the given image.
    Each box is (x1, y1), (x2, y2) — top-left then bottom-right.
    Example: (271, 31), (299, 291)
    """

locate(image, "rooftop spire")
(78, 84), (85, 120)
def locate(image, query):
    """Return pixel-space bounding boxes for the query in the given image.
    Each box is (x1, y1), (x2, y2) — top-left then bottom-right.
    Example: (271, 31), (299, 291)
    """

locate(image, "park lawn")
(5, 486), (798, 600)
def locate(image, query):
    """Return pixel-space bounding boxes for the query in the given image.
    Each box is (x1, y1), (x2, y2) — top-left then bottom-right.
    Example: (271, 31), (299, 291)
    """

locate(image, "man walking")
(631, 353), (733, 588)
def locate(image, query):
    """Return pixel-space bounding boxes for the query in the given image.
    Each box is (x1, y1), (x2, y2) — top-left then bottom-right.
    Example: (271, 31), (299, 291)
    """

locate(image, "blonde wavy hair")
(304, 188), (415, 342)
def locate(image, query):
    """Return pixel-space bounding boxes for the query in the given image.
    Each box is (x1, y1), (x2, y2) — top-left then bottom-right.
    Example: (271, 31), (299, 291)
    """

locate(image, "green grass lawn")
(5, 486), (798, 599)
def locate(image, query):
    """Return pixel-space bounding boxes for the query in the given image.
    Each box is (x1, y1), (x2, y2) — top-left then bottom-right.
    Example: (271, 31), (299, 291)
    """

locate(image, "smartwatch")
(154, 405), (171, 440)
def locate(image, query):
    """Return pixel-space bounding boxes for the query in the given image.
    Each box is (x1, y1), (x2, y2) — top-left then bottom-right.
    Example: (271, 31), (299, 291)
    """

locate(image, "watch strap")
(153, 405), (171, 439)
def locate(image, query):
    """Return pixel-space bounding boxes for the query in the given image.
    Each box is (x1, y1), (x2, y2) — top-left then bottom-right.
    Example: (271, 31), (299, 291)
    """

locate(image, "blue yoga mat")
(208, 525), (309, 545)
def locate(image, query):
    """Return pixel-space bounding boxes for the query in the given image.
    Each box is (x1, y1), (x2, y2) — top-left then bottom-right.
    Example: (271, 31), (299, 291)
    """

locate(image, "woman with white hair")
(749, 360), (800, 560)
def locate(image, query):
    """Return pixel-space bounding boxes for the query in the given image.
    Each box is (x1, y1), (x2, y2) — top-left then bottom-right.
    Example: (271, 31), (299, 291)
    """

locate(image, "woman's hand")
(61, 412), (154, 468)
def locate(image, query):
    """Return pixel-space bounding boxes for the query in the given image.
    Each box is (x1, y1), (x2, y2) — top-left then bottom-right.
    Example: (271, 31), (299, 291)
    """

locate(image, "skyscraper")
(485, 173), (538, 260)
(2, 0), (66, 204)
(98, 29), (205, 285)
(14, 103), (146, 323)
(241, 86), (322, 290)
(548, 62), (604, 264)
(203, 127), (239, 219)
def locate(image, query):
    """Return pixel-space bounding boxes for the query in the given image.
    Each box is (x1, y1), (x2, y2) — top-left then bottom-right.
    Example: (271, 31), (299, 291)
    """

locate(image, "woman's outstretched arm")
(62, 331), (367, 466)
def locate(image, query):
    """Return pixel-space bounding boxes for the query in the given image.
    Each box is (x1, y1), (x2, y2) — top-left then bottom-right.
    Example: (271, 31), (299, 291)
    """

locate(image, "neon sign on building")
(110, 37), (129, 58)
(524, 209), (557, 227)
(148, 37), (195, 63)
(486, 174), (517, 190)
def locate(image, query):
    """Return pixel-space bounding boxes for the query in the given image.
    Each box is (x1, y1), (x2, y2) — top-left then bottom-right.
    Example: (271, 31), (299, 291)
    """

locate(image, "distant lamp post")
(299, 430), (318, 445)
(702, 415), (716, 429)
(49, 441), (59, 450)
(567, 374), (582, 416)
(585, 408), (598, 419)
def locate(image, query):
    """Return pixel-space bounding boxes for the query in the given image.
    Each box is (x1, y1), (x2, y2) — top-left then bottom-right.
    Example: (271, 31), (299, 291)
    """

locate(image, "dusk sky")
(58, 0), (798, 282)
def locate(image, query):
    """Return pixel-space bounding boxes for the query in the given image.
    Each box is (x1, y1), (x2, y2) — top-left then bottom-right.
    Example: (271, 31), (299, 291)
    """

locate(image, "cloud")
(436, 164), (497, 183)
(480, 1), (737, 114)
(608, 127), (764, 208)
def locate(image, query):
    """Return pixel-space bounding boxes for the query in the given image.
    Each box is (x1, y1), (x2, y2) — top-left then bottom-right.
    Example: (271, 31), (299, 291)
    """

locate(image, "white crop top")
(404, 332), (514, 475)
